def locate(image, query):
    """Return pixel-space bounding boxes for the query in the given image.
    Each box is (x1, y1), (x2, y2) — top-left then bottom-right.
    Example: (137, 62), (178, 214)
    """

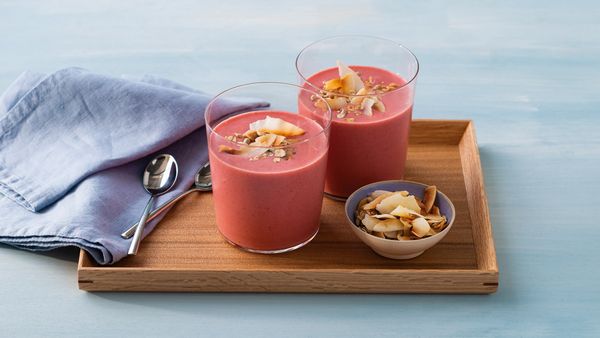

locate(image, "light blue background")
(1, 1), (598, 337)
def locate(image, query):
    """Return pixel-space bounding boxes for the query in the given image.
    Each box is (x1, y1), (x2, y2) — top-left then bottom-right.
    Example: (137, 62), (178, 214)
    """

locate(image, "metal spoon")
(121, 161), (212, 239)
(127, 154), (179, 255)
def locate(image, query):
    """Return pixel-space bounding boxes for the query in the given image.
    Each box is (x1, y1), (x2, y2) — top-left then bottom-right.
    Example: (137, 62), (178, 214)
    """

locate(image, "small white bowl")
(344, 180), (456, 260)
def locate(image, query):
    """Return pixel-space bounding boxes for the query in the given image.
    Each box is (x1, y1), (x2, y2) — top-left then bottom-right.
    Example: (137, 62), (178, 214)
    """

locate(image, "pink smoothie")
(208, 111), (328, 252)
(299, 65), (413, 198)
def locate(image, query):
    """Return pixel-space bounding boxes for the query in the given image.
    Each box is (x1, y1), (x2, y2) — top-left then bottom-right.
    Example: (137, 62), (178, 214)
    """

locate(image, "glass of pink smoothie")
(296, 36), (419, 199)
(205, 82), (332, 253)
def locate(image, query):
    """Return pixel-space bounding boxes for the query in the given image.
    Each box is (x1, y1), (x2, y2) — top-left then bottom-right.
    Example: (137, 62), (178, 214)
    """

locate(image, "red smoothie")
(208, 111), (328, 252)
(299, 65), (413, 198)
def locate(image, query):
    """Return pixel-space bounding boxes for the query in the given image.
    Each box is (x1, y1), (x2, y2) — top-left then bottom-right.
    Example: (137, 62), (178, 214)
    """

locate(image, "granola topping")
(218, 116), (303, 162)
(313, 61), (399, 119)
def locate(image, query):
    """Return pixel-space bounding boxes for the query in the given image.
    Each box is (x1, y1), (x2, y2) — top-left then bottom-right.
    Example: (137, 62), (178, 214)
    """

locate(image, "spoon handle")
(121, 188), (202, 239)
(127, 196), (154, 255)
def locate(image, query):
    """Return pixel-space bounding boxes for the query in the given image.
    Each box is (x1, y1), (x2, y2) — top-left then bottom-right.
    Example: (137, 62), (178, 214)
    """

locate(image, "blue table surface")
(1, 1), (599, 337)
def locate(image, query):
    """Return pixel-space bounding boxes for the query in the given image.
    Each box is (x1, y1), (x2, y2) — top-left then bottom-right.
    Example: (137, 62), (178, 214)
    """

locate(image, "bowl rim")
(344, 179), (456, 244)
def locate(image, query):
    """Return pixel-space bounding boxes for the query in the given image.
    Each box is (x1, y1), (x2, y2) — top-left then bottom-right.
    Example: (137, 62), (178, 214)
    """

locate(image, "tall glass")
(296, 35), (419, 199)
(205, 82), (332, 253)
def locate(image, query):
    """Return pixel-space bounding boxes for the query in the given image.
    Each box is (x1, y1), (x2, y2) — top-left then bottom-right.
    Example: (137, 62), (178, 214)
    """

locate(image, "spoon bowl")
(121, 161), (212, 239)
(194, 162), (212, 190)
(128, 154), (179, 255)
(143, 155), (179, 194)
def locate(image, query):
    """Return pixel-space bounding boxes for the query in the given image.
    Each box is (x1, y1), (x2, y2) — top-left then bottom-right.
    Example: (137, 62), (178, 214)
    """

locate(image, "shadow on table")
(478, 145), (511, 291)
(0, 243), (80, 263)
(85, 291), (517, 321)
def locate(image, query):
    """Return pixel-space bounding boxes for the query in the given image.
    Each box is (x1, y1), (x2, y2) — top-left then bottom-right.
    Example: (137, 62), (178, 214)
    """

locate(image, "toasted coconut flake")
(399, 220), (411, 239)
(361, 97), (375, 116)
(337, 61), (364, 94)
(313, 96), (347, 111)
(362, 192), (394, 210)
(248, 116), (305, 137)
(361, 214), (379, 231)
(376, 193), (421, 214)
(431, 218), (448, 231)
(327, 97), (349, 110)
(242, 129), (259, 141)
(372, 231), (386, 238)
(219, 144), (267, 158)
(375, 193), (399, 214)
(273, 149), (287, 158)
(384, 231), (399, 239)
(324, 78), (342, 91)
(373, 100), (386, 112)
(422, 185), (437, 214)
(390, 205), (421, 218)
(250, 134), (278, 147)
(273, 135), (286, 146)
(245, 147), (270, 158)
(360, 95), (385, 116)
(314, 99), (327, 110)
(400, 195), (421, 212)
(357, 197), (370, 209)
(411, 217), (431, 238)
(350, 88), (368, 105)
(397, 233), (412, 241)
(340, 74), (359, 94)
(424, 215), (446, 226)
(371, 214), (397, 220)
(371, 189), (391, 198)
(373, 218), (404, 232)
(218, 145), (241, 155)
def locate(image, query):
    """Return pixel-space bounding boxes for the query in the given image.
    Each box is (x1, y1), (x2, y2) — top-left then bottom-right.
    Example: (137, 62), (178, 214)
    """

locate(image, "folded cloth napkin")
(0, 68), (267, 264)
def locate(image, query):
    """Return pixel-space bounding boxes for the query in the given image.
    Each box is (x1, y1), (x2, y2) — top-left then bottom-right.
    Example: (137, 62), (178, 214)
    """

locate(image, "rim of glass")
(295, 35), (420, 98)
(205, 81), (332, 149)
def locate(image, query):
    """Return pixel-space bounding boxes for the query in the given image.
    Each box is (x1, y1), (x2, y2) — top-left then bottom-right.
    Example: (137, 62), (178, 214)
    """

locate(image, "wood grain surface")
(78, 120), (498, 293)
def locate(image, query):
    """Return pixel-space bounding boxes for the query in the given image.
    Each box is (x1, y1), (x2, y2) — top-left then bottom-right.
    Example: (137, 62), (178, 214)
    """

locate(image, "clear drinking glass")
(296, 35), (419, 199)
(205, 82), (332, 253)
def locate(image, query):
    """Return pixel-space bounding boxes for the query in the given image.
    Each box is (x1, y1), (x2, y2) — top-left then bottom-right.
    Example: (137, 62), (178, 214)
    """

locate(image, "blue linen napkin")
(0, 68), (267, 264)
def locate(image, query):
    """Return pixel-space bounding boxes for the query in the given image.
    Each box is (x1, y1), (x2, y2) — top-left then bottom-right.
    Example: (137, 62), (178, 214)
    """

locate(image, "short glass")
(296, 35), (419, 199)
(205, 82), (332, 253)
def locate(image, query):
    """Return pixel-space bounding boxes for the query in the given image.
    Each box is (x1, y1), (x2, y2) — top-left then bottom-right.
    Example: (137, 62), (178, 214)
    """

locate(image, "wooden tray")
(78, 119), (498, 293)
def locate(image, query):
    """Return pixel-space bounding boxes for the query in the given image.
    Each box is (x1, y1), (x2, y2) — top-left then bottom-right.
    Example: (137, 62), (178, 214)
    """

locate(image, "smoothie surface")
(300, 65), (411, 123)
(211, 110), (328, 173)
